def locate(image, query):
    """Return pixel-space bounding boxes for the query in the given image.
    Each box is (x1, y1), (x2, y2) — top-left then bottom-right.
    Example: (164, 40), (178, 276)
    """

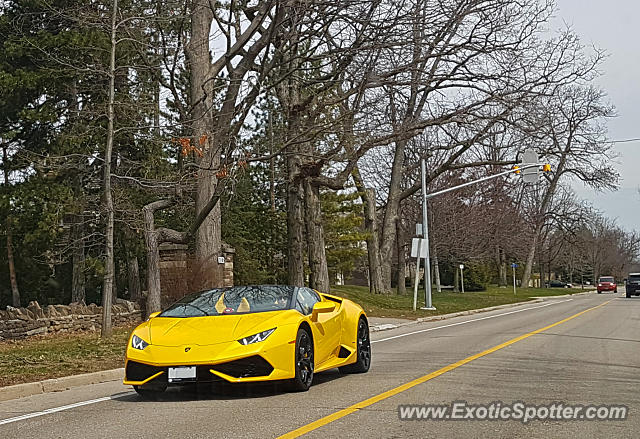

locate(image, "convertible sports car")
(124, 285), (370, 397)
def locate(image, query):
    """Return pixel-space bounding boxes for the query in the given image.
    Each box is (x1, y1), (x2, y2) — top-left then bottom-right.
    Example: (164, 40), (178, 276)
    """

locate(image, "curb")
(0, 368), (123, 402)
(370, 291), (595, 333)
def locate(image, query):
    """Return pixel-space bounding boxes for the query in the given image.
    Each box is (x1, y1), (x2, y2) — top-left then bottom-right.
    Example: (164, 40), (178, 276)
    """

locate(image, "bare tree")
(354, 0), (594, 293)
(520, 85), (617, 287)
(100, 0), (119, 337)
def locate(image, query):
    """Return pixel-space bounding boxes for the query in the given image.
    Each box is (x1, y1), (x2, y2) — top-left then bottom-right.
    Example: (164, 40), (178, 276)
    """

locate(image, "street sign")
(411, 238), (428, 258)
(511, 263), (518, 268)
(416, 223), (423, 237)
(459, 264), (464, 270)
(522, 150), (539, 183)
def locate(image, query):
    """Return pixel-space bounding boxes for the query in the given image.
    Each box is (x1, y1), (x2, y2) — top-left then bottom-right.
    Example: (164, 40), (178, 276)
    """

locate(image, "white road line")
(371, 298), (574, 344)
(0, 392), (134, 426)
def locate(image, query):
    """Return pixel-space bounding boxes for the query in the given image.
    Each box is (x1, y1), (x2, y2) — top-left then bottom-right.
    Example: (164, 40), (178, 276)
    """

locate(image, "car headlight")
(131, 334), (149, 350)
(598, 283), (603, 287)
(238, 328), (276, 345)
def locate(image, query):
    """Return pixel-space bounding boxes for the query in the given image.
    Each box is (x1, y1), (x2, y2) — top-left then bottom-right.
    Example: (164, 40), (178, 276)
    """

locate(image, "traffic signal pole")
(418, 161), (546, 311)
(421, 159), (434, 310)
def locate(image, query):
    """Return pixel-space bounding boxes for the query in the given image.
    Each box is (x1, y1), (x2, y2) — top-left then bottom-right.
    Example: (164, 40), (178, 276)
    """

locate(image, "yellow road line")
(278, 299), (611, 439)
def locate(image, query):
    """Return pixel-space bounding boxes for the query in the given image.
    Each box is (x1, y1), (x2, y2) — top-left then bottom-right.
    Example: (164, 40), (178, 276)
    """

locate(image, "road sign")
(459, 264), (464, 270)
(511, 263), (518, 268)
(416, 223), (423, 237)
(411, 238), (428, 258)
(522, 150), (539, 183)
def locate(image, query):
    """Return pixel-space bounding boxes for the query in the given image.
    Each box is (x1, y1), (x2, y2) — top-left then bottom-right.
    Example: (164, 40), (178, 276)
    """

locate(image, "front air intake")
(126, 361), (165, 382)
(210, 355), (274, 378)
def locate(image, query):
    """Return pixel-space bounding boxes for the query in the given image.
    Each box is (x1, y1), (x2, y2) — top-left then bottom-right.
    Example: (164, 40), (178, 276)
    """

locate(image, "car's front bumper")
(123, 338), (295, 386)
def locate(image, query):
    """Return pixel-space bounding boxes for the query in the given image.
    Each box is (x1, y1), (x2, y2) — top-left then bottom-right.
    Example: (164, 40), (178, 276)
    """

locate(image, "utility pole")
(512, 263), (518, 295)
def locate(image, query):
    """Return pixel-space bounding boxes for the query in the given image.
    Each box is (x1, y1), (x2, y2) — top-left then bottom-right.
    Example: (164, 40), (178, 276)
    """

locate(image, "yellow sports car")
(124, 285), (370, 397)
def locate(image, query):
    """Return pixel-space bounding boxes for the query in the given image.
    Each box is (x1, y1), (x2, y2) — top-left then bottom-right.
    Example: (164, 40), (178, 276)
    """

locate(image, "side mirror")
(148, 311), (161, 319)
(311, 301), (335, 321)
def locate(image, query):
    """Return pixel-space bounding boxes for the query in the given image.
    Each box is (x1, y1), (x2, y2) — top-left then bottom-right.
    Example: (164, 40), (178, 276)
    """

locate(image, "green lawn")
(331, 284), (591, 320)
(0, 325), (134, 388)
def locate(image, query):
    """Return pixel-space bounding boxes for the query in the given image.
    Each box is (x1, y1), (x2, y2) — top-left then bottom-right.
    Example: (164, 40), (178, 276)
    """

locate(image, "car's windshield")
(599, 277), (614, 283)
(629, 275), (640, 282)
(160, 285), (295, 317)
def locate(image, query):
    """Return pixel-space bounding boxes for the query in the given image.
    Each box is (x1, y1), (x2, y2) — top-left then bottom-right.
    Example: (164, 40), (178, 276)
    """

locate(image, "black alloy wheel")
(290, 327), (314, 391)
(339, 317), (371, 374)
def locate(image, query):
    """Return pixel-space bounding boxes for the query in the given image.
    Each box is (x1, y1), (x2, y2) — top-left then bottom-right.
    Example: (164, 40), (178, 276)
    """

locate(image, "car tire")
(289, 327), (314, 392)
(597, 291), (601, 294)
(133, 383), (167, 399)
(339, 317), (371, 374)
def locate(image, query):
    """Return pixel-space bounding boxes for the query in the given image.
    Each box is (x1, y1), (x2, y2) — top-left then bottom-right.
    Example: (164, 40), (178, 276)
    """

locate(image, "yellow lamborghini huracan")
(124, 285), (370, 397)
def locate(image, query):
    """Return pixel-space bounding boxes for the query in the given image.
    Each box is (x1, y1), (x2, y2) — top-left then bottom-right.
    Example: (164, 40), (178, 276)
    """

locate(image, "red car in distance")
(597, 276), (618, 293)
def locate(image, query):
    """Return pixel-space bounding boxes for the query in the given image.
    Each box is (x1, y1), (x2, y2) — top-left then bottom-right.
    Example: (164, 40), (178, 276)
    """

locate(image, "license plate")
(168, 366), (196, 382)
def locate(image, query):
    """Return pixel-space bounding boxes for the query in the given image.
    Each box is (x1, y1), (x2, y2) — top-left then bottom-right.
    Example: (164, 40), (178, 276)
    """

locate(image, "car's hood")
(148, 311), (284, 347)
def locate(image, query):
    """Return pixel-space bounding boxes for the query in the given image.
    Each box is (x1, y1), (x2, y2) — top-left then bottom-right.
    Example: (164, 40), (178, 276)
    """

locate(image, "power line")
(611, 138), (640, 144)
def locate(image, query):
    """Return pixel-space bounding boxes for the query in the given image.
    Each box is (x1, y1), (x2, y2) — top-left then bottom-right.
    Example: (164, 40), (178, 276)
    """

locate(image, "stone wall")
(0, 300), (142, 340)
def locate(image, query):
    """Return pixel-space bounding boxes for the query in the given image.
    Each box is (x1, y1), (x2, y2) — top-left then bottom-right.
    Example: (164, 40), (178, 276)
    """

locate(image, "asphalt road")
(1, 290), (638, 438)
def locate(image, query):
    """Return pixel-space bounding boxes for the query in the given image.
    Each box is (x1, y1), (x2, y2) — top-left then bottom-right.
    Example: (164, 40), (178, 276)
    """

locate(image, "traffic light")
(512, 165), (521, 174)
(542, 163), (551, 172)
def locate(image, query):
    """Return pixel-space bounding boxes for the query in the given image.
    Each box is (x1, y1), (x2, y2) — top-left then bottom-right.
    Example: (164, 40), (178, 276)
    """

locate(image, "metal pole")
(513, 265), (516, 295)
(460, 266), (465, 294)
(425, 164), (540, 200)
(412, 240), (421, 311)
(421, 159), (434, 310)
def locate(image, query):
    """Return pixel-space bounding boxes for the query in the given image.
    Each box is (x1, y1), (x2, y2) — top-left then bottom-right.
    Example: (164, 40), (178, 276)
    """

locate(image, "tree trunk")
(379, 139), (408, 291)
(352, 166), (385, 294)
(2, 144), (20, 307)
(396, 220), (406, 294)
(101, 0), (118, 337)
(304, 179), (330, 292)
(453, 263), (460, 292)
(71, 221), (86, 303)
(6, 224), (20, 307)
(521, 149), (569, 288)
(127, 256), (141, 302)
(187, 1), (221, 290)
(433, 254), (441, 293)
(522, 233), (539, 288)
(143, 200), (172, 316)
(287, 166), (305, 286)
(433, 247), (442, 293)
(497, 246), (507, 287)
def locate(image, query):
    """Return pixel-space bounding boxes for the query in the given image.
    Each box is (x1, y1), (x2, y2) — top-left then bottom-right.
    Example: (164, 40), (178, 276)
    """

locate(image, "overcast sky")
(555, 0), (640, 232)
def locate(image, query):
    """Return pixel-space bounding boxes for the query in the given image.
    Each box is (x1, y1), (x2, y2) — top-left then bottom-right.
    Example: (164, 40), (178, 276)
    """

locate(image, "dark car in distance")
(597, 276), (617, 294)
(626, 273), (640, 298)
(546, 280), (572, 288)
